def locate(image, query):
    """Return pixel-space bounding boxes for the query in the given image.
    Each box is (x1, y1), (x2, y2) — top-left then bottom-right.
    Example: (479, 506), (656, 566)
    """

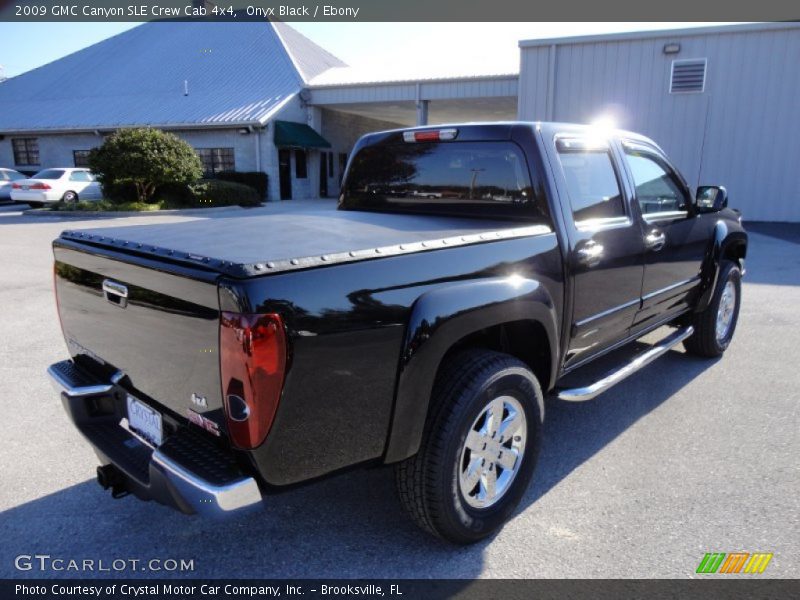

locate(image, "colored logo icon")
(696, 552), (773, 574)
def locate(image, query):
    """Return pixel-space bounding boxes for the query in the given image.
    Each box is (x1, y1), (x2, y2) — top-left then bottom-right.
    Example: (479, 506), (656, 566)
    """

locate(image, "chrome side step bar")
(557, 326), (694, 402)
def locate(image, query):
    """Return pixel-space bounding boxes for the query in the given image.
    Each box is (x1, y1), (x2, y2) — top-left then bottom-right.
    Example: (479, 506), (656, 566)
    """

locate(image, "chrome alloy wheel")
(716, 280), (737, 342)
(458, 395), (527, 509)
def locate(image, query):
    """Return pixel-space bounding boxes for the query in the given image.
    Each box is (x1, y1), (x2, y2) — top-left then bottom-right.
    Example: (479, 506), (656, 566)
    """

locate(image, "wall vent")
(670, 59), (707, 93)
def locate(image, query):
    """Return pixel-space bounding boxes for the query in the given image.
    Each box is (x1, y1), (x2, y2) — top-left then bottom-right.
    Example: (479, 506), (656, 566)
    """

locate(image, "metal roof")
(272, 21), (347, 82)
(519, 21), (800, 48)
(0, 21), (346, 133)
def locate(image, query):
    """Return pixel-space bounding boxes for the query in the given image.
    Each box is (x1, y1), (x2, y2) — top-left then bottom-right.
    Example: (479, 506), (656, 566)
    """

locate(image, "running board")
(556, 326), (694, 402)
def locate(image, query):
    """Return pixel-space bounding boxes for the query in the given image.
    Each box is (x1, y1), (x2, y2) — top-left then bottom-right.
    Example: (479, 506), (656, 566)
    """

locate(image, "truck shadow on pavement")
(526, 348), (717, 508)
(0, 348), (716, 579)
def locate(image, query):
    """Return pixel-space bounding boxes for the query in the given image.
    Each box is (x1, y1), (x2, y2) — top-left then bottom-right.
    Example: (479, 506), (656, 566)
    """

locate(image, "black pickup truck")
(48, 122), (747, 543)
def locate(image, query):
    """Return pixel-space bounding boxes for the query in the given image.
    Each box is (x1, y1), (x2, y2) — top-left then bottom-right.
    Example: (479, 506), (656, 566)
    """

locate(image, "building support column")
(307, 106), (323, 199)
(415, 83), (428, 126)
(416, 100), (429, 126)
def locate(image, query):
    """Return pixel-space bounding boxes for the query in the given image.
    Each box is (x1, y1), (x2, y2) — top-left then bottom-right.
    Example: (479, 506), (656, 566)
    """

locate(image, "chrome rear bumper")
(48, 359), (262, 517)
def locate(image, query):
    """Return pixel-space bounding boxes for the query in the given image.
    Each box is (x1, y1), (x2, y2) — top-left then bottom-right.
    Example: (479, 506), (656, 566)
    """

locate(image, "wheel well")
(723, 241), (747, 265)
(440, 320), (552, 391)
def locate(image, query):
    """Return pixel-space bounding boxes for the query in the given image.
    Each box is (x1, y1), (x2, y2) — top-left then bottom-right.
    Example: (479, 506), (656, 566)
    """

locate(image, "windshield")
(8, 171), (27, 181)
(341, 140), (549, 222)
(32, 169), (65, 180)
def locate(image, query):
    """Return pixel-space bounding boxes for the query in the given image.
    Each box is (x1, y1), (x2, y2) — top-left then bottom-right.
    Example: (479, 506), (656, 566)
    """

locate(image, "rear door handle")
(575, 240), (604, 267)
(645, 230), (666, 251)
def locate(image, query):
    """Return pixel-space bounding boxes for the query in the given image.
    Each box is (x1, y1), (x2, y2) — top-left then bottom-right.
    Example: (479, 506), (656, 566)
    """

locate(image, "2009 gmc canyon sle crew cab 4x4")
(48, 122), (746, 543)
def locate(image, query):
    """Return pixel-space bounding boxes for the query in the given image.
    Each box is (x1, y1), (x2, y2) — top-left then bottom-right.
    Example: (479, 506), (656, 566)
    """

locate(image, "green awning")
(273, 120), (331, 149)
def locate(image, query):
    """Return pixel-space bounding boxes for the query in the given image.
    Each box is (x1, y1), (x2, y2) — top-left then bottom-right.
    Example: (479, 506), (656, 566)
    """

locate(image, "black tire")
(395, 349), (544, 544)
(62, 191), (78, 203)
(684, 260), (742, 357)
(26, 201), (43, 208)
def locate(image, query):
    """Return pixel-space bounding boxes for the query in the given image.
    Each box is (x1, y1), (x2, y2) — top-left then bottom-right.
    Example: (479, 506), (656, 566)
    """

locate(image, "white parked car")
(0, 168), (28, 202)
(11, 168), (102, 207)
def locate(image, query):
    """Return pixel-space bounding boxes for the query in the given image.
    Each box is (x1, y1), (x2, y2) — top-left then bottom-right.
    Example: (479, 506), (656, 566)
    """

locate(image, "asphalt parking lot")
(0, 202), (798, 579)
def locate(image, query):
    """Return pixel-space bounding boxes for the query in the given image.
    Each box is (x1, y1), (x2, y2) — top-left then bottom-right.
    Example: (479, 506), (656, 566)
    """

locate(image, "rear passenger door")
(619, 140), (709, 332)
(553, 137), (646, 368)
(68, 170), (94, 197)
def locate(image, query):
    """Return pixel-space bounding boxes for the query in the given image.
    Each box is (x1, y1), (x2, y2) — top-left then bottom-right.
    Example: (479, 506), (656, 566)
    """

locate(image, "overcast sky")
(0, 22), (733, 80)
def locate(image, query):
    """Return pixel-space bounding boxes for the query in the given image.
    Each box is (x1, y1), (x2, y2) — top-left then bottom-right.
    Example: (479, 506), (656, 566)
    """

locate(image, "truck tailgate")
(53, 240), (224, 430)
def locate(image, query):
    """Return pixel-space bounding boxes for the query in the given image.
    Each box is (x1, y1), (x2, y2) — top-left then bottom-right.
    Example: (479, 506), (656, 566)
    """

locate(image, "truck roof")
(366, 121), (656, 143)
(58, 202), (549, 278)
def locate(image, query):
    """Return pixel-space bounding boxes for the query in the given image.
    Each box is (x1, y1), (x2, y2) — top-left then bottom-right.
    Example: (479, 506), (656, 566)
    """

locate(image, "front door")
(554, 136), (646, 368)
(620, 141), (709, 332)
(319, 151), (328, 197)
(278, 149), (292, 200)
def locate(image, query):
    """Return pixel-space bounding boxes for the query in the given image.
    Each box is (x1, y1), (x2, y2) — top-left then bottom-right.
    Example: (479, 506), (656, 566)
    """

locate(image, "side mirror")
(695, 185), (728, 213)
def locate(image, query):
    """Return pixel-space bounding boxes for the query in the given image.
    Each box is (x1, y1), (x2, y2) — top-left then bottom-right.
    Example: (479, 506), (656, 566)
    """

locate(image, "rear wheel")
(684, 260), (742, 357)
(395, 349), (544, 544)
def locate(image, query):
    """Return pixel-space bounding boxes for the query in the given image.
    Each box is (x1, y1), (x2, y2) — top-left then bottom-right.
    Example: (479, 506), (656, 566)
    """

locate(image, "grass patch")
(48, 200), (163, 212)
(46, 198), (250, 212)
(47, 180), (262, 212)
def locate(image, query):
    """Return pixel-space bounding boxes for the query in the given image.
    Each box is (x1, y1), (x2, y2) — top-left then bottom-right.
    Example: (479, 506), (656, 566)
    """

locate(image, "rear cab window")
(341, 136), (550, 223)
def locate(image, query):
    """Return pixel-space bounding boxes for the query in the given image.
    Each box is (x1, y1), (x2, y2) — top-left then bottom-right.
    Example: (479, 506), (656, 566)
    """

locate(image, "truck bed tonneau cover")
(58, 203), (549, 278)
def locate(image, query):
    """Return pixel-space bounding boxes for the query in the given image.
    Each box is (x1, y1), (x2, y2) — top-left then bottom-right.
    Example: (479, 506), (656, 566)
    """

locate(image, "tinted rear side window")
(342, 141), (550, 222)
(557, 150), (624, 223)
(69, 171), (92, 182)
(33, 169), (65, 180)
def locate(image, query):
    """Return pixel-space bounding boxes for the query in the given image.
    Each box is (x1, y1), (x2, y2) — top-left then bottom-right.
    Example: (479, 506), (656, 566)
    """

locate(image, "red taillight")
(31, 183), (51, 190)
(12, 183), (20, 189)
(414, 131), (440, 142)
(220, 312), (287, 449)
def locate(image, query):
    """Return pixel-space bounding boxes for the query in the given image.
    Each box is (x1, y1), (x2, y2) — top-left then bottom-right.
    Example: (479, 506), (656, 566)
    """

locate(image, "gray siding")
(0, 133), (103, 172)
(0, 129), (260, 173)
(518, 24), (800, 222)
(309, 75), (518, 105)
(175, 129), (261, 173)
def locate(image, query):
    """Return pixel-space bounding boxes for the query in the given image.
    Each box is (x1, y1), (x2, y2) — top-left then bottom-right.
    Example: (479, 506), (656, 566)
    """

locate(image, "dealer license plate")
(126, 395), (163, 446)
